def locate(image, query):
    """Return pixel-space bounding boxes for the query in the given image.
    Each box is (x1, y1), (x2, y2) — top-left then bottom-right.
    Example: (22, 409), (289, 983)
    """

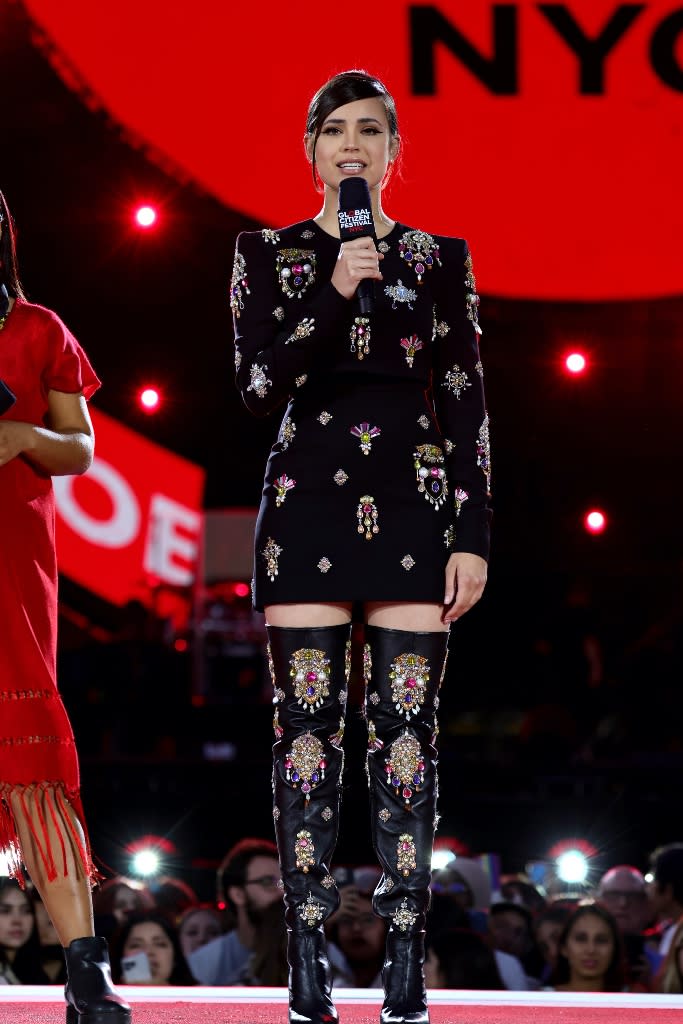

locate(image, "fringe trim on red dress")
(0, 781), (101, 887)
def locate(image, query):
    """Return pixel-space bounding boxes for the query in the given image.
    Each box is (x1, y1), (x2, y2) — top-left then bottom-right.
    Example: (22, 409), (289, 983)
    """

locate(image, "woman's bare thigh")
(264, 603), (353, 627)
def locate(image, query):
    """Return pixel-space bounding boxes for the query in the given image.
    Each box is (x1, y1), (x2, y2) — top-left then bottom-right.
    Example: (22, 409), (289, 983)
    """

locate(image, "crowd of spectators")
(3, 838), (683, 994)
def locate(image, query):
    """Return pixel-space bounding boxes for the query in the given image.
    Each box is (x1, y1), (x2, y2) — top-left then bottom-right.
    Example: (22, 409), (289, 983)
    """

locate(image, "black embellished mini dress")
(231, 219), (491, 612)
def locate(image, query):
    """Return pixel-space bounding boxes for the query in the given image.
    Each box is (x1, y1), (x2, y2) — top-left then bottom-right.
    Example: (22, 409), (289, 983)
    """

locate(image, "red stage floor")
(1, 986), (682, 1023)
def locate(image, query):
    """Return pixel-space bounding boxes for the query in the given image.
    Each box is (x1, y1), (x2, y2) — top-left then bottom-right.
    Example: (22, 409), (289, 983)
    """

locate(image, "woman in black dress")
(232, 70), (491, 1024)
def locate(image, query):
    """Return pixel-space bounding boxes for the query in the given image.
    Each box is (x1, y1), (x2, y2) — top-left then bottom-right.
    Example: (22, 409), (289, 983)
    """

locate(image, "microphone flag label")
(339, 208), (373, 233)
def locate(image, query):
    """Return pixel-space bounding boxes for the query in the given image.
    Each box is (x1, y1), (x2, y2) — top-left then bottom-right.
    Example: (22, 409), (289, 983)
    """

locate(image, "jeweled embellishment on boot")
(385, 730), (425, 808)
(379, 808), (391, 823)
(317, 557), (332, 573)
(299, 893), (325, 927)
(414, 445), (448, 509)
(345, 640), (352, 684)
(273, 474), (296, 507)
(295, 829), (315, 873)
(276, 248), (316, 299)
(350, 317), (371, 359)
(390, 654), (429, 719)
(443, 364), (472, 399)
(397, 834), (417, 877)
(363, 643), (372, 685)
(330, 717), (345, 747)
(401, 555), (415, 571)
(322, 874), (335, 889)
(247, 363), (272, 399)
(400, 335), (423, 368)
(273, 706), (283, 739)
(230, 252), (250, 316)
(392, 898), (418, 932)
(262, 538), (282, 581)
(273, 806), (280, 821)
(290, 649), (331, 711)
(357, 495), (380, 539)
(295, 375), (307, 387)
(351, 423), (381, 455)
(398, 229), (441, 284)
(285, 732), (326, 800)
(322, 806), (333, 822)
(368, 720), (383, 751)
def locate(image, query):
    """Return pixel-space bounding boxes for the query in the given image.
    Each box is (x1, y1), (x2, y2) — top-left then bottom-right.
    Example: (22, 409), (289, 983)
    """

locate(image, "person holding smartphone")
(0, 190), (130, 1022)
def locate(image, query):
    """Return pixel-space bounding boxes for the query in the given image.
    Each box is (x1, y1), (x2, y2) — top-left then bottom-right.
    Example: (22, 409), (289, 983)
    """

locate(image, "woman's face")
(562, 913), (615, 985)
(0, 887), (34, 951)
(122, 922), (174, 984)
(113, 886), (142, 924)
(179, 909), (221, 957)
(536, 919), (563, 967)
(307, 97), (398, 194)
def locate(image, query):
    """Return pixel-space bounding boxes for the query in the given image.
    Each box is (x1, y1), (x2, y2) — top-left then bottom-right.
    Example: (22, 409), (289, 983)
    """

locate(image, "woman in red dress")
(0, 191), (130, 1023)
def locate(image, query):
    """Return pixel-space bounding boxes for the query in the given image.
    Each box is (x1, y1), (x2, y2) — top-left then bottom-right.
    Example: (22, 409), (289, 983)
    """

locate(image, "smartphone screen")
(121, 950), (152, 983)
(0, 380), (16, 415)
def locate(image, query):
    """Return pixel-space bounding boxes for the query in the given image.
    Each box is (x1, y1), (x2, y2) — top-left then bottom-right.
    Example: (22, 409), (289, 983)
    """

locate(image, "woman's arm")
(0, 390), (94, 475)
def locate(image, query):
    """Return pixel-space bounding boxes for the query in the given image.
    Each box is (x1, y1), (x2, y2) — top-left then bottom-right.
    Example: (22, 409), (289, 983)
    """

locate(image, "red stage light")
(232, 582), (250, 598)
(584, 509), (607, 534)
(174, 638), (188, 653)
(565, 352), (587, 374)
(135, 205), (157, 228)
(138, 387), (160, 412)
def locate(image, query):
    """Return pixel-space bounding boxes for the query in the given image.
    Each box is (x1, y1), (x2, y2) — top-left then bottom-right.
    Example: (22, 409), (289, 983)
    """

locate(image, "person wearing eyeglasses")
(187, 837), (281, 985)
(597, 865), (659, 990)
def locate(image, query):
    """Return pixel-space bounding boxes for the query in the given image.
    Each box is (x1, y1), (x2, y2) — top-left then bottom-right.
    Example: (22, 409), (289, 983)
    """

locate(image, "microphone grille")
(338, 176), (372, 211)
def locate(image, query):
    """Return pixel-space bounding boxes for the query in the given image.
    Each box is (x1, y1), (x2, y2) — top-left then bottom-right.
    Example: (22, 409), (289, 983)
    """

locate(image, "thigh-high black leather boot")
(268, 623), (352, 1024)
(364, 625), (449, 1024)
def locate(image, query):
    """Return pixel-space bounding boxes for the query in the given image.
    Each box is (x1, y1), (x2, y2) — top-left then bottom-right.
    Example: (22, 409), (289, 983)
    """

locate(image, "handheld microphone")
(337, 177), (376, 316)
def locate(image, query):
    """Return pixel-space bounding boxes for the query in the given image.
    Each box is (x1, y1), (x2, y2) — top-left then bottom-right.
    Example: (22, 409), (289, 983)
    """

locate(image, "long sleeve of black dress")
(430, 237), (492, 560)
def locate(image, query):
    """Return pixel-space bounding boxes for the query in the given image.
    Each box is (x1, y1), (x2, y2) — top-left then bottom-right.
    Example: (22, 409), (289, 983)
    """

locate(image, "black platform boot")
(364, 625), (449, 1024)
(64, 936), (131, 1024)
(268, 623), (352, 1024)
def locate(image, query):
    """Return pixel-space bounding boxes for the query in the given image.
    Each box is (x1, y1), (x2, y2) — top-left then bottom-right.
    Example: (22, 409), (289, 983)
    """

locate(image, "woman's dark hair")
(0, 878), (49, 984)
(109, 912), (197, 985)
(551, 902), (625, 992)
(426, 927), (505, 990)
(305, 69), (400, 190)
(92, 877), (153, 918)
(0, 190), (25, 300)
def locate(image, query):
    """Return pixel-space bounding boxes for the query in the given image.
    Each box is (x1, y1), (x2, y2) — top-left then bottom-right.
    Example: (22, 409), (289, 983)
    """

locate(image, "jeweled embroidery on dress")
(401, 555), (415, 571)
(317, 557), (332, 573)
(477, 414), (492, 495)
(351, 423), (381, 455)
(230, 252), (250, 317)
(357, 495), (380, 539)
(350, 317), (371, 359)
(392, 898), (418, 932)
(385, 279), (417, 310)
(443, 439), (455, 454)
(391, 654), (430, 720)
(444, 524), (455, 548)
(273, 306), (285, 321)
(398, 230), (441, 284)
(475, 360), (484, 377)
(285, 732), (326, 800)
(400, 335), (424, 368)
(465, 250), (482, 335)
(413, 445), (448, 509)
(334, 469), (348, 486)
(286, 317), (316, 344)
(295, 830), (315, 872)
(273, 474), (296, 507)
(432, 308), (450, 339)
(418, 414), (430, 430)
(276, 248), (316, 299)
(278, 416), (296, 450)
(291, 649), (331, 711)
(295, 375), (307, 387)
(397, 834), (417, 877)
(301, 229), (315, 240)
(454, 488), (469, 516)
(318, 411), (333, 425)
(262, 538), (282, 581)
(234, 346), (242, 370)
(247, 364), (272, 399)
(443, 365), (472, 399)
(378, 240), (390, 254)
(385, 730), (425, 809)
(299, 893), (324, 926)
(262, 228), (280, 244)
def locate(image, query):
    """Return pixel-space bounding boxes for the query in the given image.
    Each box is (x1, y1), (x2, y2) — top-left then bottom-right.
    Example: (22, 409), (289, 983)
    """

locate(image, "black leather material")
(364, 625), (449, 1024)
(64, 936), (131, 1024)
(268, 623), (352, 1024)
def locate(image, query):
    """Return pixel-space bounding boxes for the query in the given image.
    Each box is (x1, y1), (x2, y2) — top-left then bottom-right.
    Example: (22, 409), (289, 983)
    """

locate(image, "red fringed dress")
(0, 299), (100, 881)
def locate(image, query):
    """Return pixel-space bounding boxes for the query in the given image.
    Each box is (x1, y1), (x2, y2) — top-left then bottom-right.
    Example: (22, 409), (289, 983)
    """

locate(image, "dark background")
(2, 1), (682, 898)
